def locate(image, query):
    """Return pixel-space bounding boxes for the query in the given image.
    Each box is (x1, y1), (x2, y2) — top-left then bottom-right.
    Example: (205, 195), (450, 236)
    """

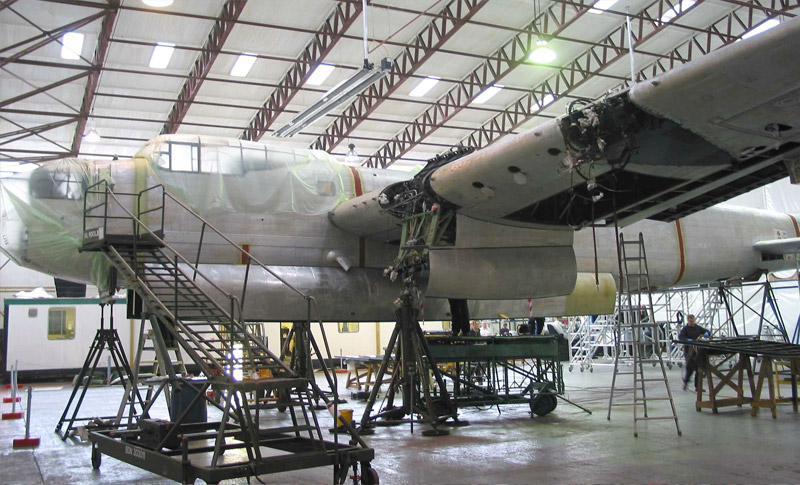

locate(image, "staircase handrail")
(150, 189), (309, 299)
(149, 187), (337, 366)
(149, 189), (341, 395)
(90, 186), (297, 377)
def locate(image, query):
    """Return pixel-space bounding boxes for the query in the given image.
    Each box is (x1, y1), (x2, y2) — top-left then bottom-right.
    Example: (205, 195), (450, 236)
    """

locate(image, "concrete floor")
(1, 364), (798, 484)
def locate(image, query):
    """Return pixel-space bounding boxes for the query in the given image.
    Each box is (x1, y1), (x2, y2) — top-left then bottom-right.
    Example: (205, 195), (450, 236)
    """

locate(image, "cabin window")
(241, 144), (269, 172)
(48, 307), (75, 340)
(338, 322), (359, 333)
(200, 145), (243, 175)
(29, 166), (86, 200)
(166, 142), (200, 172)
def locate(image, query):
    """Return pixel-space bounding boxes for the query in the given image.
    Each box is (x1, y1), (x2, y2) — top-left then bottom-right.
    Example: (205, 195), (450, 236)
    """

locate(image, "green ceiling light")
(529, 46), (557, 64)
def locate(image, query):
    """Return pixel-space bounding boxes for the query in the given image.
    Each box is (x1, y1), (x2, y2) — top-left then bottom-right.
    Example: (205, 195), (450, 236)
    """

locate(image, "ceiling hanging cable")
(625, 7), (638, 84)
(362, 0), (369, 59)
(368, 0), (444, 54)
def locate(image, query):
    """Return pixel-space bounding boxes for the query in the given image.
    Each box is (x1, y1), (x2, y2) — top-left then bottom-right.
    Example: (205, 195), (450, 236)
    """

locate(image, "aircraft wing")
(754, 237), (800, 255)
(428, 16), (800, 230)
(333, 16), (800, 237)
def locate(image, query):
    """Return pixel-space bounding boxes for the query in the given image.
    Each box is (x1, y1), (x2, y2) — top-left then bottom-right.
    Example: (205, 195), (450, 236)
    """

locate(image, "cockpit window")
(29, 165), (86, 200)
(157, 141), (200, 172)
(156, 141), (244, 175)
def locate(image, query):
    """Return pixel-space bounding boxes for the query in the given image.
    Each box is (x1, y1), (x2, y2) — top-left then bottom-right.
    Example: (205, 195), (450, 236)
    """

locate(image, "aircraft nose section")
(0, 178), (28, 265)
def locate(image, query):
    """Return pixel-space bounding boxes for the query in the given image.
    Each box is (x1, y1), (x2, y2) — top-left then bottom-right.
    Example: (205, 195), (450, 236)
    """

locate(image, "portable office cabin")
(2, 297), (133, 382)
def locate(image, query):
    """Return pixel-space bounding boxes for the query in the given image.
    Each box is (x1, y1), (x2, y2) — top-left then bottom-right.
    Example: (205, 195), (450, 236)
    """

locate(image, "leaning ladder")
(608, 233), (681, 437)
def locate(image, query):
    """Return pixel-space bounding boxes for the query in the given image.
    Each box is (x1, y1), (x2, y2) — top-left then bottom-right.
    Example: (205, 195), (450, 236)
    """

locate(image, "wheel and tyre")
(276, 389), (289, 413)
(91, 445), (101, 469)
(530, 393), (558, 417)
(361, 465), (380, 485)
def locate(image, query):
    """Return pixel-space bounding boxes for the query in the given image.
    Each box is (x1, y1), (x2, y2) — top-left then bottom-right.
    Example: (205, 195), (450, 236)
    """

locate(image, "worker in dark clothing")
(678, 314), (709, 391)
(532, 317), (546, 336)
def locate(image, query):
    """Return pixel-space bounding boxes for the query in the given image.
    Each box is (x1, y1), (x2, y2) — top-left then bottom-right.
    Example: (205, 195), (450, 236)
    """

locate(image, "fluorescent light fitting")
(230, 53), (257, 77)
(590, 0), (619, 13)
(149, 42), (175, 69)
(660, 0), (696, 22)
(473, 85), (503, 104)
(60, 32), (84, 60)
(742, 18), (780, 40)
(306, 63), (335, 86)
(409, 76), (440, 97)
(529, 47), (557, 64)
(274, 58), (393, 137)
(532, 93), (555, 110)
(142, 0), (173, 6)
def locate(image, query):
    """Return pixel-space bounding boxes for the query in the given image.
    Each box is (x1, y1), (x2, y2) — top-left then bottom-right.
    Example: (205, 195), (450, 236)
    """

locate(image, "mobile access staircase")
(81, 181), (377, 485)
(568, 314), (617, 372)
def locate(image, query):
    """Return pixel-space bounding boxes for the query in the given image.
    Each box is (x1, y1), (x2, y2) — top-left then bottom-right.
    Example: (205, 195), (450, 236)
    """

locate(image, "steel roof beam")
(105, 38), (635, 95)
(0, 0), (20, 11)
(0, 114), (74, 154)
(633, 1), (797, 81)
(309, 0), (489, 154)
(161, 0), (247, 135)
(0, 109), (465, 147)
(458, 0), (793, 151)
(0, 118), (78, 146)
(0, 71), (90, 109)
(0, 11), (104, 63)
(105, 18), (694, 68)
(241, 1), (364, 141)
(69, 1), (119, 156)
(362, 0), (595, 168)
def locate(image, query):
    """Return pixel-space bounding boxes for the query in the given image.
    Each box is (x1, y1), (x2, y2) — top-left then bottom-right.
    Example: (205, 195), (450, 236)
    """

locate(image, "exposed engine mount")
(378, 146), (474, 219)
(558, 93), (644, 172)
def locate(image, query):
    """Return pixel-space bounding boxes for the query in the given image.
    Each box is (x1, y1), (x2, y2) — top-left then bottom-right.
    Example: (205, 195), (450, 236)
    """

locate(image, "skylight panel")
(60, 32), (84, 60)
(0, 162), (38, 178)
(590, 0), (619, 14)
(741, 18), (780, 40)
(306, 63), (335, 85)
(409, 76), (440, 97)
(473, 85), (503, 104)
(532, 93), (555, 110)
(142, 0), (174, 6)
(149, 42), (175, 69)
(230, 53), (257, 77)
(660, 0), (696, 22)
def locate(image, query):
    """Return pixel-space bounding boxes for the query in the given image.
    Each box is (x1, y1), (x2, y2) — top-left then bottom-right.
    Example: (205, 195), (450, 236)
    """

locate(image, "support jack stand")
(55, 299), (145, 440)
(280, 320), (346, 410)
(359, 283), (460, 436)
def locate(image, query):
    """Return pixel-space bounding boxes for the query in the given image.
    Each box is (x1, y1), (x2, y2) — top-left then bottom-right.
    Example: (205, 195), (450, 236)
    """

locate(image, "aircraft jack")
(359, 285), (460, 436)
(55, 298), (146, 440)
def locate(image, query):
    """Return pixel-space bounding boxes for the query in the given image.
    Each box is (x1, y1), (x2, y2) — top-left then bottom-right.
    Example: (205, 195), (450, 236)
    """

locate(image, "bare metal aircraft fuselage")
(1, 135), (797, 322)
